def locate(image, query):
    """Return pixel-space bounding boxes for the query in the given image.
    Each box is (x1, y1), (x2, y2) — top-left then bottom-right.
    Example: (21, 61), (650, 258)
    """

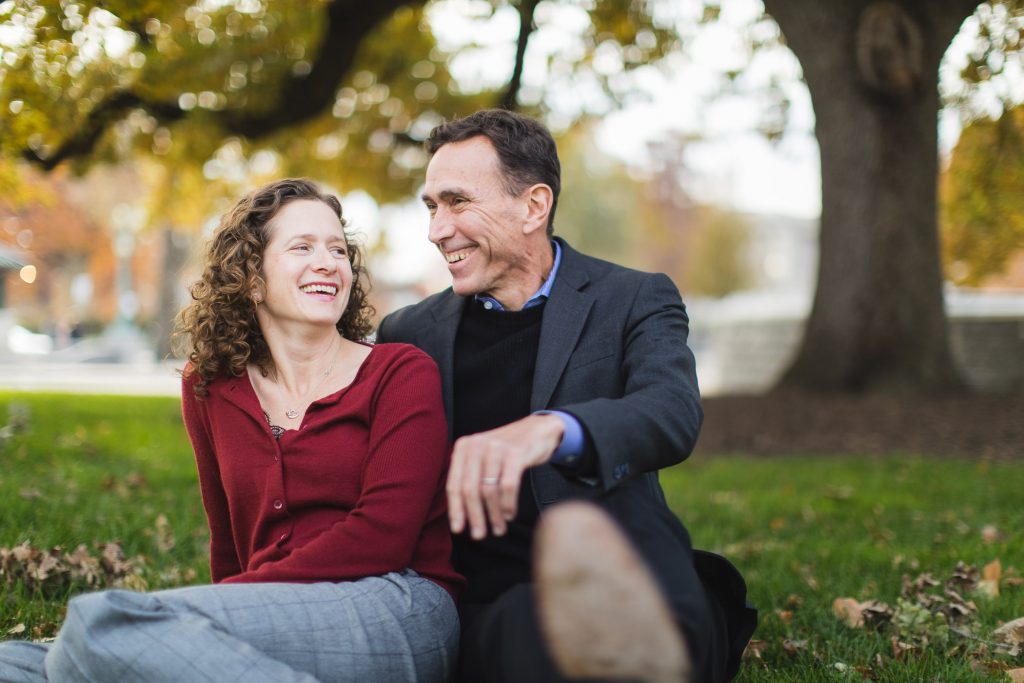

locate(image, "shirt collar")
(475, 240), (562, 312)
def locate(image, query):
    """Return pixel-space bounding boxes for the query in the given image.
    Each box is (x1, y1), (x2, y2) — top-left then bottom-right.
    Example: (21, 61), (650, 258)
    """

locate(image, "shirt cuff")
(535, 410), (586, 470)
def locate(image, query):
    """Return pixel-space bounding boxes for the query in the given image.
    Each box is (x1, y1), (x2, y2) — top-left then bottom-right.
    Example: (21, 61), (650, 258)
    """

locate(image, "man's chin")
(450, 279), (481, 297)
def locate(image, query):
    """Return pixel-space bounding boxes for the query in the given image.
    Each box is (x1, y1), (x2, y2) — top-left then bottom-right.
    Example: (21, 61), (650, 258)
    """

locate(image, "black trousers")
(456, 491), (756, 683)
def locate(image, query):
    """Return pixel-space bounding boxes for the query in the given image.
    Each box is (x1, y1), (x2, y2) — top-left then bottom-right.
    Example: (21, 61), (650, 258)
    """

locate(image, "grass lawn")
(1, 392), (1022, 680)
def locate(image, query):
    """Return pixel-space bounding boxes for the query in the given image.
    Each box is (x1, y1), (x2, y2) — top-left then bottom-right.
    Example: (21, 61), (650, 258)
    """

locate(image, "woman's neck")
(260, 323), (343, 393)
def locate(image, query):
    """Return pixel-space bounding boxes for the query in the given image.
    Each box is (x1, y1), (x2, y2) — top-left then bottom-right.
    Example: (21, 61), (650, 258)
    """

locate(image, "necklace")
(280, 339), (340, 420)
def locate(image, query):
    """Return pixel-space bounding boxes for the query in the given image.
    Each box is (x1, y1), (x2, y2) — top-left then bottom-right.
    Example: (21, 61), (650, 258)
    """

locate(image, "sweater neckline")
(239, 342), (379, 434)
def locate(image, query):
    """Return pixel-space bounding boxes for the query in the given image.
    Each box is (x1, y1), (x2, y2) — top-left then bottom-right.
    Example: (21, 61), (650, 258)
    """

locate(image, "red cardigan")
(181, 343), (463, 600)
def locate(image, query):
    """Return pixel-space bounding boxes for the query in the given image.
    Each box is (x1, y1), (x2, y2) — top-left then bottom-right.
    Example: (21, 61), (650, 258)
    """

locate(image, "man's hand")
(447, 414), (564, 540)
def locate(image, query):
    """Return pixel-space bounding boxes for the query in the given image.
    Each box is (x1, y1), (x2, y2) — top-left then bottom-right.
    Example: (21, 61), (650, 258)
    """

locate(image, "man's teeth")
(300, 284), (338, 295)
(445, 250), (471, 264)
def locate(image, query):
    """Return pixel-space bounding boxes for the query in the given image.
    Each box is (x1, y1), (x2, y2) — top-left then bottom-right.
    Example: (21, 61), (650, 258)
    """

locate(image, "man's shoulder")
(559, 239), (675, 292)
(378, 288), (457, 342)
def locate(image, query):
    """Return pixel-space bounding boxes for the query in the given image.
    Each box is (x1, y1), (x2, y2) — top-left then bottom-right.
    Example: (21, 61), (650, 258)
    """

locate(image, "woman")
(0, 179), (461, 683)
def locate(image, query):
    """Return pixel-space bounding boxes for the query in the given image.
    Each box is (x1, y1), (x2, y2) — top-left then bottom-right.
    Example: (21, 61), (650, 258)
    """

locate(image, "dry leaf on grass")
(155, 515), (176, 553)
(833, 597), (892, 629)
(833, 597), (865, 628)
(993, 617), (1024, 643)
(6, 623), (26, 635)
(977, 559), (1001, 599)
(782, 638), (808, 656)
(981, 525), (1004, 544)
(742, 639), (766, 660)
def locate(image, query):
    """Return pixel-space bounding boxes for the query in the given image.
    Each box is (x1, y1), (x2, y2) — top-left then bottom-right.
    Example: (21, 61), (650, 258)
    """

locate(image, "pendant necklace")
(282, 340), (340, 420)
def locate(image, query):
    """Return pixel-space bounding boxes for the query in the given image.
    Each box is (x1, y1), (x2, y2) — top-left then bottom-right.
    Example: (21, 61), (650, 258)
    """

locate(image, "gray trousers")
(0, 571), (458, 683)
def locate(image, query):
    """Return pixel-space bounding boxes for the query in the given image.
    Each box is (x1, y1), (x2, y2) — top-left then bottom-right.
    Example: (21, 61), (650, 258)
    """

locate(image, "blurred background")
(0, 0), (1021, 402)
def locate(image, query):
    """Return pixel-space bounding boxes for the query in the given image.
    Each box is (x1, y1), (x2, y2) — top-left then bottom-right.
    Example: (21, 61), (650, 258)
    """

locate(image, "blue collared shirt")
(474, 241), (585, 469)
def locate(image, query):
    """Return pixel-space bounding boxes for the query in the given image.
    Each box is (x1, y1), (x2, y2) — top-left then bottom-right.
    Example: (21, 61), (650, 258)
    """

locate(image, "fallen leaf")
(742, 639), (766, 660)
(782, 638), (808, 656)
(891, 636), (917, 660)
(833, 597), (864, 628)
(978, 559), (1002, 599)
(774, 609), (793, 623)
(155, 515), (176, 553)
(6, 623), (26, 635)
(981, 525), (1004, 544)
(994, 617), (1024, 646)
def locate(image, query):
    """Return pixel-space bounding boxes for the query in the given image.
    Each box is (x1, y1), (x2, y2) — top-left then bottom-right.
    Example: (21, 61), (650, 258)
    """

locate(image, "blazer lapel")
(428, 292), (466, 438)
(532, 243), (593, 410)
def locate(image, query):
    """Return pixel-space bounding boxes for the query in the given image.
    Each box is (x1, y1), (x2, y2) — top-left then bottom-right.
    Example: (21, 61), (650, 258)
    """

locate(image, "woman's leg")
(44, 571), (457, 683)
(0, 641), (49, 683)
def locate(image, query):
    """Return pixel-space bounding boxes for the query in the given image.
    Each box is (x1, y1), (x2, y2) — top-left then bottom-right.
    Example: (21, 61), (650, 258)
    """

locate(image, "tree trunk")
(763, 0), (979, 392)
(154, 226), (191, 361)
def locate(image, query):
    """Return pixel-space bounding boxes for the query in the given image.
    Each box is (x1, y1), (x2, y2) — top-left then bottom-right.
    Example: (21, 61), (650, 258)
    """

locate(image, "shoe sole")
(534, 501), (693, 683)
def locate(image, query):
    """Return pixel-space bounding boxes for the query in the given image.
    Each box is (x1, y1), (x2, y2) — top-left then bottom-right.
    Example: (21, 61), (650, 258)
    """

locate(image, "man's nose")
(428, 209), (455, 245)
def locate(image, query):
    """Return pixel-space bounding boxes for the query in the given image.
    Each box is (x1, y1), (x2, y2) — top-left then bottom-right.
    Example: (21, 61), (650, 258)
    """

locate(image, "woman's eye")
(331, 247), (348, 258)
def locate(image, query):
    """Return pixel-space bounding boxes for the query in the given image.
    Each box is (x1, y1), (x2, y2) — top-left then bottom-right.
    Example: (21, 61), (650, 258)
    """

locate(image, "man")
(377, 109), (756, 683)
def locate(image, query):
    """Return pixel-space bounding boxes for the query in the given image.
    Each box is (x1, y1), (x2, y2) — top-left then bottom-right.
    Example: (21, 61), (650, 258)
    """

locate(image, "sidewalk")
(0, 360), (182, 397)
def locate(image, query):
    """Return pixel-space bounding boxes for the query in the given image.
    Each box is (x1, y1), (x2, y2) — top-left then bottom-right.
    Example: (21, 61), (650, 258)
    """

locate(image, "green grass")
(1, 392), (1022, 680)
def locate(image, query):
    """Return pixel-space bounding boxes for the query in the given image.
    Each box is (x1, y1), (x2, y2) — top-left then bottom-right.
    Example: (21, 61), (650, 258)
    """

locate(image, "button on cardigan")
(181, 343), (463, 600)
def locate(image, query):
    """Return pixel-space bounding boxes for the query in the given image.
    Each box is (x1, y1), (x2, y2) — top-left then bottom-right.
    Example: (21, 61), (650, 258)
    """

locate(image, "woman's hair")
(175, 178), (374, 397)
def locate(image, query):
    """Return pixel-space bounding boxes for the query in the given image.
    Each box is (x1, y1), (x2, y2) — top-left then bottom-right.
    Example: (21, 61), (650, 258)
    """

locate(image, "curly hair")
(175, 178), (374, 397)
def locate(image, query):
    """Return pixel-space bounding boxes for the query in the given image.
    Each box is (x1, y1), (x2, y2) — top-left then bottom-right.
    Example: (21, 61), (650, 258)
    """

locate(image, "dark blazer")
(377, 237), (756, 680)
(377, 237), (703, 507)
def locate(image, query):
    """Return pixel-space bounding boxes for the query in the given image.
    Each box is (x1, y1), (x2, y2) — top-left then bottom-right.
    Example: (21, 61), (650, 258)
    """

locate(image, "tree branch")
(501, 0), (540, 111)
(22, 0), (422, 170)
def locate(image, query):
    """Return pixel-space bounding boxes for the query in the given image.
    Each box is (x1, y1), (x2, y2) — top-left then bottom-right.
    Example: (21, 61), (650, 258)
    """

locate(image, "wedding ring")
(481, 477), (500, 485)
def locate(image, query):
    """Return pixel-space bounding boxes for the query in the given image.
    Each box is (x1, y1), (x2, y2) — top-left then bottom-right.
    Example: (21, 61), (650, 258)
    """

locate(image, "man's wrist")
(534, 410), (585, 469)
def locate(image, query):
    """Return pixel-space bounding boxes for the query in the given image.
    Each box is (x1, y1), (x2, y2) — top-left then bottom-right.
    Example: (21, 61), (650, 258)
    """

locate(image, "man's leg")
(458, 586), (569, 683)
(536, 502), (694, 683)
(0, 641), (50, 683)
(459, 495), (734, 683)
(45, 572), (458, 683)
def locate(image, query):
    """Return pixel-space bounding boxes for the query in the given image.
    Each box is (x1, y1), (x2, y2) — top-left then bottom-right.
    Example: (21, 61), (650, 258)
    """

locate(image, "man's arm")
(449, 272), (701, 538)
(558, 272), (702, 489)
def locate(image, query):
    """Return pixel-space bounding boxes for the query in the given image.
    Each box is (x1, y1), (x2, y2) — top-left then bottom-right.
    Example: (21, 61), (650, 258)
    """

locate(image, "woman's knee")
(45, 590), (160, 681)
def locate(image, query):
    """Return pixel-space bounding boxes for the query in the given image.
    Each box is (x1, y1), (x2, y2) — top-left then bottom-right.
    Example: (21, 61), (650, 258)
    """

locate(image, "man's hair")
(426, 109), (561, 235)
(174, 178), (374, 397)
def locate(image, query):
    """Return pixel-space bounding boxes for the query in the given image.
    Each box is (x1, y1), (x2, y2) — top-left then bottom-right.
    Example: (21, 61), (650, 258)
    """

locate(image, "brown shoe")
(534, 501), (693, 683)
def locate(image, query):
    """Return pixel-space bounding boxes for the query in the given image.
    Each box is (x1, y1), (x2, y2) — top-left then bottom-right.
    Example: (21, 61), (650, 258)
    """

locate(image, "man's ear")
(522, 184), (553, 236)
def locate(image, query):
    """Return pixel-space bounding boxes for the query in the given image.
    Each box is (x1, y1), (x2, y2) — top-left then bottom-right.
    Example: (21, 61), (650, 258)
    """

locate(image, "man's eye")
(425, 203), (437, 215)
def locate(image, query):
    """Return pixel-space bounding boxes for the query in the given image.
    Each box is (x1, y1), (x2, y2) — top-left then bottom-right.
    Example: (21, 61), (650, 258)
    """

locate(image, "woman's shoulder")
(180, 362), (237, 398)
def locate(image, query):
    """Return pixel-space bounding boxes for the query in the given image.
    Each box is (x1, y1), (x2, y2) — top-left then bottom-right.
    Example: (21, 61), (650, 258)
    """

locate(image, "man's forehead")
(424, 140), (501, 195)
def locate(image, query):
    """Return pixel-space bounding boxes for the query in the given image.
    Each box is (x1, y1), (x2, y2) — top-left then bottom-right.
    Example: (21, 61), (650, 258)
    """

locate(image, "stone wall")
(692, 299), (1024, 395)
